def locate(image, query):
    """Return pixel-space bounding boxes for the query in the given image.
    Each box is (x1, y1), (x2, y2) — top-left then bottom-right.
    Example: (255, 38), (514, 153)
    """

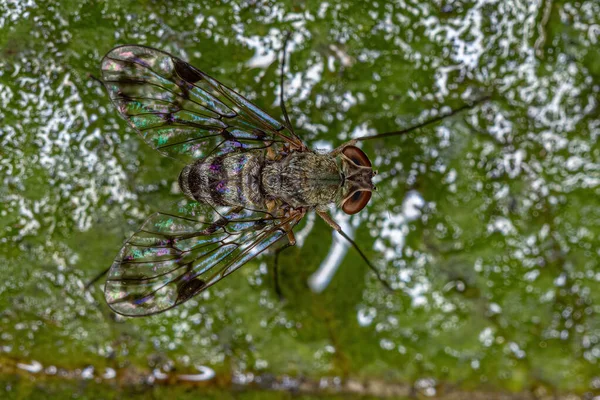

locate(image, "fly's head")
(338, 145), (376, 215)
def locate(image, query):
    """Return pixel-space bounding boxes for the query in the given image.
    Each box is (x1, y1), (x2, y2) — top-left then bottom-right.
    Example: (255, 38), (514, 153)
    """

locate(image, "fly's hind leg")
(273, 230), (295, 301)
(316, 210), (394, 293)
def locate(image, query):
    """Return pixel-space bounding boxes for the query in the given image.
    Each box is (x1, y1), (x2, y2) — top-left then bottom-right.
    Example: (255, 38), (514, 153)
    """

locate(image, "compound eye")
(342, 190), (372, 215)
(342, 146), (371, 167)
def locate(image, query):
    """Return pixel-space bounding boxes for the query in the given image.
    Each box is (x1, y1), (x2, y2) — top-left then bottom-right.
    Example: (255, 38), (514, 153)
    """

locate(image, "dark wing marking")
(101, 45), (305, 162)
(104, 204), (304, 316)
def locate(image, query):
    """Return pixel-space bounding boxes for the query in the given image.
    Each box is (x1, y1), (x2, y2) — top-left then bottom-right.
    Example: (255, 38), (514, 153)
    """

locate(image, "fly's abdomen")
(179, 151), (265, 209)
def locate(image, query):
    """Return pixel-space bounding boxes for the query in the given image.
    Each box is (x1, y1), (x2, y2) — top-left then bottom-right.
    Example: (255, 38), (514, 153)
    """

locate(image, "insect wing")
(101, 45), (304, 161)
(104, 204), (303, 316)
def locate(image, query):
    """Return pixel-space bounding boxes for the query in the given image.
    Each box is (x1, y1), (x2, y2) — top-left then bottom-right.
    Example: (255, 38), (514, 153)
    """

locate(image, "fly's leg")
(267, 145), (277, 160)
(316, 210), (341, 231)
(316, 210), (394, 293)
(273, 230), (296, 301)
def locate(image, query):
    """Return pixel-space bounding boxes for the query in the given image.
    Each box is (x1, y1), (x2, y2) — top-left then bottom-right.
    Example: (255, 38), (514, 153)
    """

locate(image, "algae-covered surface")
(1, 0), (599, 398)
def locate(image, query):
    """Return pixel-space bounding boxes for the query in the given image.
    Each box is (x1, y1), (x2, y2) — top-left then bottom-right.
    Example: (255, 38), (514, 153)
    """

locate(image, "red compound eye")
(342, 146), (371, 167)
(342, 190), (372, 215)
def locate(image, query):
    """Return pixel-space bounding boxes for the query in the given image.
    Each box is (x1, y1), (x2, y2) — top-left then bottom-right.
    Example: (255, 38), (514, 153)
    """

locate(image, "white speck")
(479, 327), (494, 347)
(374, 190), (425, 261)
(403, 191), (425, 221)
(243, 35), (277, 69)
(194, 14), (205, 26)
(524, 269), (540, 282)
(508, 342), (526, 358)
(177, 365), (215, 382)
(415, 378), (437, 397)
(349, 122), (376, 140)
(502, 148), (526, 178)
(443, 169), (457, 184)
(380, 339), (395, 350)
(153, 369), (168, 380)
(357, 307), (377, 326)
(81, 366), (94, 379)
(487, 217), (516, 235)
(17, 360), (42, 373)
(103, 368), (116, 379)
(565, 156), (584, 171)
(329, 44), (353, 67)
(489, 303), (502, 314)
(407, 282), (430, 307)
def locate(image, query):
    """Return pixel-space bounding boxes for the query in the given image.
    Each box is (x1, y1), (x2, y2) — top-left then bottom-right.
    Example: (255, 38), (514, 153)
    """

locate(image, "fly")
(96, 43), (488, 316)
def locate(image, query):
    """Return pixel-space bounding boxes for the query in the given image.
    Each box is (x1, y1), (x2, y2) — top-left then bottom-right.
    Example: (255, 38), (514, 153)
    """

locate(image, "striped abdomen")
(179, 151), (266, 209)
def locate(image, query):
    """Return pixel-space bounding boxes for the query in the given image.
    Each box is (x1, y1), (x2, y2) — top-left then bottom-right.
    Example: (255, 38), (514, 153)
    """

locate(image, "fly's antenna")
(372, 189), (393, 220)
(336, 229), (394, 293)
(279, 31), (296, 136)
(355, 96), (491, 142)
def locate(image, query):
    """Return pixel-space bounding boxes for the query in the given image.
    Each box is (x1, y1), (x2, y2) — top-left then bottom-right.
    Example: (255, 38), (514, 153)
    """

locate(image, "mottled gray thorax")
(262, 152), (341, 208)
(179, 150), (342, 210)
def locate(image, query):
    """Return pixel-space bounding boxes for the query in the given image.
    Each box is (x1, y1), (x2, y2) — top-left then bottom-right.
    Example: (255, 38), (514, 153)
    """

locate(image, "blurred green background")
(1, 0), (599, 399)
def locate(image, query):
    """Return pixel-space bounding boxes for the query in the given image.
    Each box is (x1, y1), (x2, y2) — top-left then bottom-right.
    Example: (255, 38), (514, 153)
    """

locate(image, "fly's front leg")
(316, 210), (394, 292)
(316, 210), (341, 232)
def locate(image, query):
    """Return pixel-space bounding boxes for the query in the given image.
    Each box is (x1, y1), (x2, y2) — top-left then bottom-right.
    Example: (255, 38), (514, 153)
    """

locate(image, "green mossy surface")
(0, 0), (598, 398)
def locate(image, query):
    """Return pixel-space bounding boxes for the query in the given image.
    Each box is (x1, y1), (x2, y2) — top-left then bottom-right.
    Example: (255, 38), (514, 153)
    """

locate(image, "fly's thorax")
(262, 151), (342, 208)
(178, 151), (266, 208)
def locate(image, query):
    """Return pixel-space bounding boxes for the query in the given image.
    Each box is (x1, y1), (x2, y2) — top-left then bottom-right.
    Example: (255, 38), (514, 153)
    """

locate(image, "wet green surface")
(1, 0), (599, 398)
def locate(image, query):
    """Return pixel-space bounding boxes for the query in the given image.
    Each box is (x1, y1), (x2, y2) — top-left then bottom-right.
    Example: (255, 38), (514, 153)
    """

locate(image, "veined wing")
(101, 45), (305, 162)
(104, 203), (304, 316)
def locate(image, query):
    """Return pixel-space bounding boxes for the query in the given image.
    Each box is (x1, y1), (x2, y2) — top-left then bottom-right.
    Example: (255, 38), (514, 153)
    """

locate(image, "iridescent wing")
(101, 45), (305, 162)
(104, 203), (304, 316)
